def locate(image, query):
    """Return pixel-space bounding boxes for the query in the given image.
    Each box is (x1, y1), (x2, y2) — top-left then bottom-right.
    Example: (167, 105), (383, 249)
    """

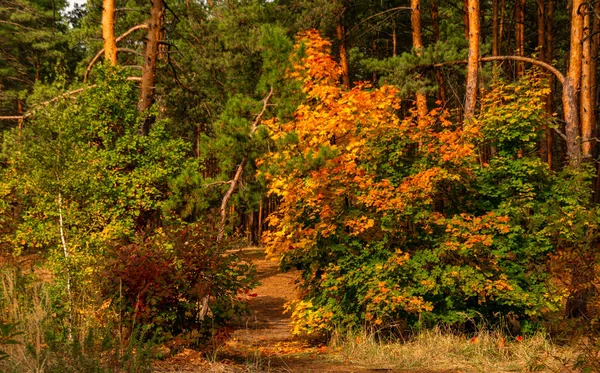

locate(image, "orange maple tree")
(261, 30), (566, 334)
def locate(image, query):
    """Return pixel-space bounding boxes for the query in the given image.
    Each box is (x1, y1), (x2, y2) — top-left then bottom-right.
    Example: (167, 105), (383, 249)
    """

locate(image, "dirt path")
(154, 247), (453, 373)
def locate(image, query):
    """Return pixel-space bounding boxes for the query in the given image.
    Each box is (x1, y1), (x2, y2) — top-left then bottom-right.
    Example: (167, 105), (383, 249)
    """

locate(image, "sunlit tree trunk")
(462, 0), (470, 39)
(581, 5), (594, 159)
(464, 0), (480, 119)
(102, 0), (117, 65)
(139, 0), (164, 135)
(563, 0), (584, 166)
(411, 0), (428, 124)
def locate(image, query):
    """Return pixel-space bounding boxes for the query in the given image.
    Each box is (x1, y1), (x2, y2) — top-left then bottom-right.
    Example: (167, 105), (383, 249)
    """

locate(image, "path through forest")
(155, 247), (456, 373)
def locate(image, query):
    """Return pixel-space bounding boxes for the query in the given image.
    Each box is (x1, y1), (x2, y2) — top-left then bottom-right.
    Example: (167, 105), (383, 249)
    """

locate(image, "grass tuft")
(328, 326), (577, 372)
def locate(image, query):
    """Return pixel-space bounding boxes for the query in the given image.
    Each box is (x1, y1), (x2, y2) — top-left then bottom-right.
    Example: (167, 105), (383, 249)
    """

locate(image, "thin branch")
(433, 55), (565, 84)
(204, 180), (233, 188)
(0, 77), (142, 121)
(84, 24), (148, 82)
(348, 6), (412, 34)
(217, 87), (274, 242)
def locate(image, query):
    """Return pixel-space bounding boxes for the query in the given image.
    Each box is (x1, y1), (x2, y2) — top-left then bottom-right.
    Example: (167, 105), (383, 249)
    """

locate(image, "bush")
(264, 31), (595, 336)
(102, 223), (257, 338)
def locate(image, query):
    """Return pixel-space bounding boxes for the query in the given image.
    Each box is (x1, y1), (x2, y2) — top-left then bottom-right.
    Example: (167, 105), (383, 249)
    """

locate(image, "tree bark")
(581, 5), (594, 159)
(139, 0), (164, 135)
(564, 0), (584, 166)
(464, 0), (480, 120)
(537, 0), (548, 162)
(102, 0), (117, 65)
(515, 0), (525, 75)
(411, 0), (428, 124)
(492, 0), (500, 57)
(336, 20), (351, 89)
(545, 0), (554, 167)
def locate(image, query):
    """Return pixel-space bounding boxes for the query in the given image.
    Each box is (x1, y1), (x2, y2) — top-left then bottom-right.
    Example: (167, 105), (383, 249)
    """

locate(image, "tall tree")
(101, 0), (117, 65)
(139, 0), (164, 135)
(515, 0), (525, 75)
(464, 0), (480, 119)
(581, 3), (594, 159)
(411, 0), (427, 123)
(563, 0), (584, 165)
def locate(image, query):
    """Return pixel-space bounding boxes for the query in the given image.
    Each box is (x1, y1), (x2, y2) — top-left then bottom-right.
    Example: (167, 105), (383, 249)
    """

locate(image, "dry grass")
(328, 326), (577, 373)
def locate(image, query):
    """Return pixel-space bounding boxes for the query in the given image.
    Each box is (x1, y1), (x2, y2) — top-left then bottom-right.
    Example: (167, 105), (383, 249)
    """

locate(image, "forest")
(2, 0), (600, 371)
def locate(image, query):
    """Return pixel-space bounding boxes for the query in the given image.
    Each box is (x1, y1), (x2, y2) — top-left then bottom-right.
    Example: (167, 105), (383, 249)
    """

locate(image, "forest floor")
(153, 247), (459, 373)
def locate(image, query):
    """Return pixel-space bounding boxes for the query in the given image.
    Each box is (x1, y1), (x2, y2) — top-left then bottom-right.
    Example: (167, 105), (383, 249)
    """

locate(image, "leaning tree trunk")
(102, 0), (117, 65)
(139, 0), (164, 135)
(464, 0), (480, 120)
(411, 0), (428, 125)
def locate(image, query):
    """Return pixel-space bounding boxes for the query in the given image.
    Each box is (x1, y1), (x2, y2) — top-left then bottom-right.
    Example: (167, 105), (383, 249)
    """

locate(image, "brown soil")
(154, 247), (457, 373)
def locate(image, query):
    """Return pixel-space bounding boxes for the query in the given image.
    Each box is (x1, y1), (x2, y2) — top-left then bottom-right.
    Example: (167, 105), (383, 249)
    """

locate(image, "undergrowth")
(328, 326), (577, 373)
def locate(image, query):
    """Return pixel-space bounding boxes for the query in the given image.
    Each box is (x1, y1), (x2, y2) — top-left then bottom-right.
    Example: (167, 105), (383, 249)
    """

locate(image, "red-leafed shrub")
(102, 223), (256, 337)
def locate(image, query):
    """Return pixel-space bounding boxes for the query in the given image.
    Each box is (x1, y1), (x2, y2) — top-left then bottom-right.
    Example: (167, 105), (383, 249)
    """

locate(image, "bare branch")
(349, 6), (412, 34)
(84, 24), (148, 82)
(433, 55), (565, 84)
(217, 87), (274, 242)
(0, 77), (142, 121)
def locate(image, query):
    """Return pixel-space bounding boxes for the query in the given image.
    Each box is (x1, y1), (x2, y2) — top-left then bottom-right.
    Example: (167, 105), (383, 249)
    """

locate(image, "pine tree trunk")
(102, 0), (117, 65)
(581, 6), (593, 159)
(545, 0), (554, 167)
(464, 0), (480, 120)
(411, 0), (428, 124)
(336, 19), (351, 89)
(139, 0), (164, 135)
(563, 0), (584, 166)
(537, 0), (549, 162)
(492, 0), (500, 57)
(431, 0), (447, 103)
(515, 0), (525, 75)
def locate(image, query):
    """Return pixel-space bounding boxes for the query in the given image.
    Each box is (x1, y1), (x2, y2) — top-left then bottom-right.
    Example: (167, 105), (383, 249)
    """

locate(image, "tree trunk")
(139, 0), (164, 135)
(564, 0), (584, 166)
(102, 0), (117, 65)
(464, 0), (480, 120)
(392, 21), (397, 57)
(515, 0), (525, 75)
(462, 0), (470, 39)
(492, 0), (500, 57)
(431, 0), (447, 103)
(411, 0), (428, 124)
(581, 6), (594, 159)
(336, 19), (351, 89)
(537, 0), (548, 162)
(545, 0), (554, 167)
